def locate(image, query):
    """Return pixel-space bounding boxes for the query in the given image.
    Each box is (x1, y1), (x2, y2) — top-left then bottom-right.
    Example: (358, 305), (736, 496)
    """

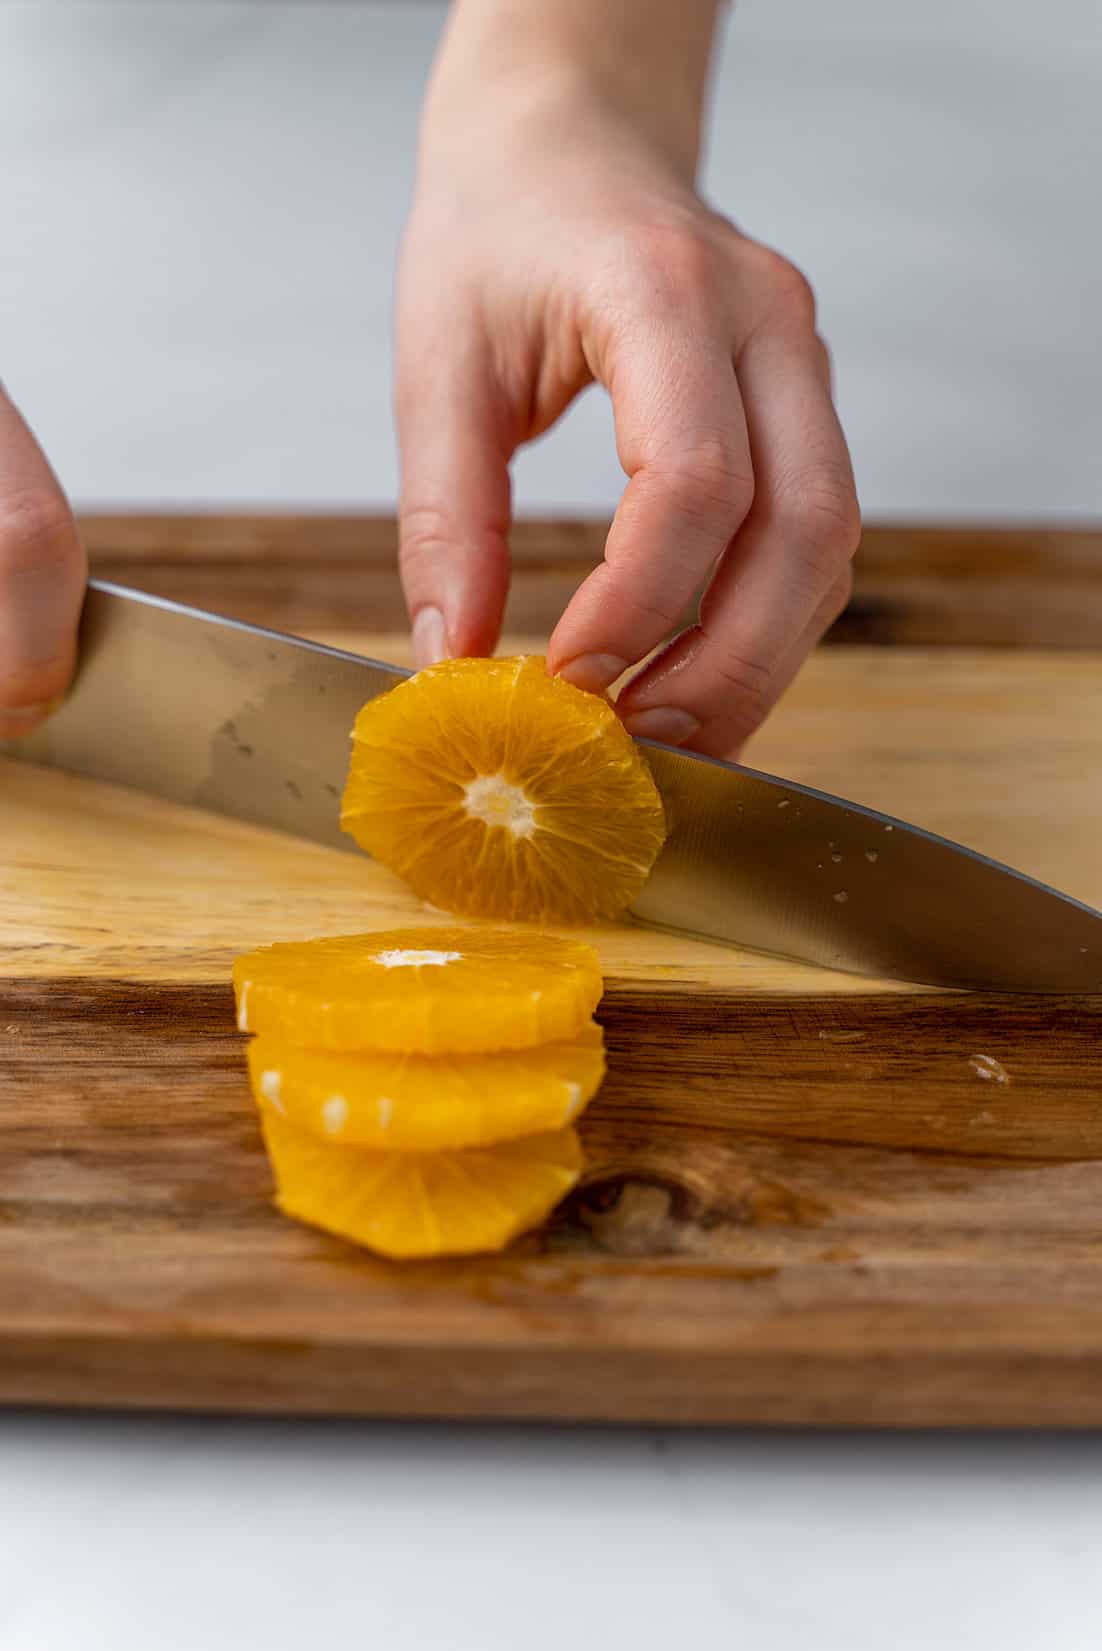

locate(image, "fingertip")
(553, 653), (630, 696)
(620, 706), (701, 746)
(411, 606), (449, 670)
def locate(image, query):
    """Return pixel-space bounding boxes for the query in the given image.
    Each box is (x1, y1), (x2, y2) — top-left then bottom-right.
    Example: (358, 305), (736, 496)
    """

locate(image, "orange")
(259, 1103), (584, 1258)
(340, 655), (667, 923)
(246, 1021), (605, 1151)
(233, 926), (603, 1054)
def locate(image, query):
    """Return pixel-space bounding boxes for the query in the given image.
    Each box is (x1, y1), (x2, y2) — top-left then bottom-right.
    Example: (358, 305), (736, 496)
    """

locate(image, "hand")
(395, 0), (860, 758)
(0, 386), (85, 739)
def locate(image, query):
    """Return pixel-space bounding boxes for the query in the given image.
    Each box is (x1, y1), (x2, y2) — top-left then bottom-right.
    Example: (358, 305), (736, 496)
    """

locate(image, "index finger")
(546, 318), (754, 699)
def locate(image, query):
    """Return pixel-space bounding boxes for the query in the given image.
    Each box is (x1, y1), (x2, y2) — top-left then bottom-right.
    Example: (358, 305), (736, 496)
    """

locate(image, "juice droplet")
(865, 849), (879, 863)
(831, 852), (843, 864)
(833, 891), (849, 904)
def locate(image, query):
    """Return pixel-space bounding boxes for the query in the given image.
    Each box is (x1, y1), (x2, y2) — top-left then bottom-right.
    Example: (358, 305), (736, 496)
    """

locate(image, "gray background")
(5, 0), (1101, 518)
(3, 5), (1102, 1648)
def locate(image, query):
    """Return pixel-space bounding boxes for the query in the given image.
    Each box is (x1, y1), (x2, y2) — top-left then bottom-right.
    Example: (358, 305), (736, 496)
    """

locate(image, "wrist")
(423, 0), (724, 185)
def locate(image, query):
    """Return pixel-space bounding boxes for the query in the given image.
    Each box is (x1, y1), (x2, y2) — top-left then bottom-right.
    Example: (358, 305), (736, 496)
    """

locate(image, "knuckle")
(654, 435), (755, 526)
(398, 502), (508, 583)
(619, 219), (726, 313)
(0, 489), (79, 579)
(714, 656), (773, 724)
(746, 244), (819, 329)
(619, 589), (686, 633)
(398, 504), (457, 579)
(660, 223), (722, 294)
(781, 467), (862, 570)
(692, 628), (775, 724)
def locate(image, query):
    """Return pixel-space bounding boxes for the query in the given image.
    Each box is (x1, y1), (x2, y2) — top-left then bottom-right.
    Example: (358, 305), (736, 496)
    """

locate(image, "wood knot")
(570, 1173), (697, 1257)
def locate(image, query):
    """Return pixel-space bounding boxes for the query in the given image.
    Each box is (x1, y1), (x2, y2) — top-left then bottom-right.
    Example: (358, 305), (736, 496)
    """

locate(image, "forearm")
(424, 0), (726, 183)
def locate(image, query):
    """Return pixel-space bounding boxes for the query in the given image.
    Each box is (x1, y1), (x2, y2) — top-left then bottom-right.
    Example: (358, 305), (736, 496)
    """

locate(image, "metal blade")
(635, 743), (1102, 992)
(4, 581), (1100, 992)
(0, 581), (407, 853)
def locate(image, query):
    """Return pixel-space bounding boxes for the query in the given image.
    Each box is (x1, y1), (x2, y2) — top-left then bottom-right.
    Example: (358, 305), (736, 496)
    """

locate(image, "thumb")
(395, 323), (513, 666)
(0, 386), (86, 739)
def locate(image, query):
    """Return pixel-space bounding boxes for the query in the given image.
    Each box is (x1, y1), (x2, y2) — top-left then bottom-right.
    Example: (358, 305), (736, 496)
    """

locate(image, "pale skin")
(2, 0), (859, 759)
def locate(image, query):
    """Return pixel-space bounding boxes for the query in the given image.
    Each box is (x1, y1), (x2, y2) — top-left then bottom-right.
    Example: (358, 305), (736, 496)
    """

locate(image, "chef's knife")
(3, 580), (1100, 992)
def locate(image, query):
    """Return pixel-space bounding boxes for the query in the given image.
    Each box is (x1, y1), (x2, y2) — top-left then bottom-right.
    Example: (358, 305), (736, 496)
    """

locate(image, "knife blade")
(3, 580), (1100, 992)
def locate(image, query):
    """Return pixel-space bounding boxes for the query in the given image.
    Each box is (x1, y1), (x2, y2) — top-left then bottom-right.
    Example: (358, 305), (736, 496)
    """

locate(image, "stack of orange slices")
(234, 654), (668, 1260)
(234, 928), (605, 1258)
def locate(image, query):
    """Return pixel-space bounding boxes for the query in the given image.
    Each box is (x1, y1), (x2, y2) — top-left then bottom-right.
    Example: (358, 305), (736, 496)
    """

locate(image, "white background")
(3, 5), (1102, 1648)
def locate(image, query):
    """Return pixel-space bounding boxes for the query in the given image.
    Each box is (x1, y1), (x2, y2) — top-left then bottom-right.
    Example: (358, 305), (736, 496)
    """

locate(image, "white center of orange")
(463, 773), (536, 838)
(373, 948), (462, 969)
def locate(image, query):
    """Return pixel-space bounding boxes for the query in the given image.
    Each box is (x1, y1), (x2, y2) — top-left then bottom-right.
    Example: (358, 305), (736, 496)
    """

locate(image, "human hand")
(395, 0), (859, 758)
(0, 386), (85, 740)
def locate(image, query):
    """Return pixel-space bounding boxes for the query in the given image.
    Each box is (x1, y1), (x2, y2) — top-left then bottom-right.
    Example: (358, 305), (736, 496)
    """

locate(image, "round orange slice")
(259, 1104), (585, 1259)
(233, 926), (603, 1054)
(340, 655), (667, 923)
(246, 1021), (605, 1151)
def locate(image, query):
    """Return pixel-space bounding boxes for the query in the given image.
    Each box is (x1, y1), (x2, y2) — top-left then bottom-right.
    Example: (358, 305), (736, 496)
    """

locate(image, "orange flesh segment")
(259, 1104), (585, 1259)
(340, 655), (667, 923)
(247, 1021), (604, 1151)
(233, 926), (603, 1054)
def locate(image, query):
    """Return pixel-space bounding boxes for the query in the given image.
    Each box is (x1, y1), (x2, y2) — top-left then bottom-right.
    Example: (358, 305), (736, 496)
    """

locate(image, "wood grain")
(78, 512), (1102, 648)
(3, 515), (1102, 1424)
(4, 974), (1102, 1424)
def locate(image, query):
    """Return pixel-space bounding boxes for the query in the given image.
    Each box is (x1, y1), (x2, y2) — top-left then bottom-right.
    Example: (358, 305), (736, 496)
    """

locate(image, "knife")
(3, 580), (1100, 992)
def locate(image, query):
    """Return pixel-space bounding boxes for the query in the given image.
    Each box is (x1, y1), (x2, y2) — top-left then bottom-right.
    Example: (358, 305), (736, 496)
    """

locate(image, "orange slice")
(233, 926), (603, 1054)
(246, 1021), (605, 1151)
(259, 1103), (584, 1258)
(340, 655), (667, 923)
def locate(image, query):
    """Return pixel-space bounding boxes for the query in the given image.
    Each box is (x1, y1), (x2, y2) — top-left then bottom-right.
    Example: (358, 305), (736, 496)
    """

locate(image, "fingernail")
(411, 606), (449, 670)
(622, 706), (701, 746)
(0, 698), (60, 738)
(556, 654), (630, 695)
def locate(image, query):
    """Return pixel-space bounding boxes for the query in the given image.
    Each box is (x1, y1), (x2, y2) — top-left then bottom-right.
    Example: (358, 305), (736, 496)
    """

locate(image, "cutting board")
(3, 515), (1102, 1427)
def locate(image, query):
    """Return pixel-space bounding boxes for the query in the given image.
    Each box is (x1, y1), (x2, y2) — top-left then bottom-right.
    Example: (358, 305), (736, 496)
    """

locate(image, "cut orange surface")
(340, 655), (667, 923)
(247, 1021), (605, 1151)
(233, 926), (603, 1054)
(259, 1103), (585, 1258)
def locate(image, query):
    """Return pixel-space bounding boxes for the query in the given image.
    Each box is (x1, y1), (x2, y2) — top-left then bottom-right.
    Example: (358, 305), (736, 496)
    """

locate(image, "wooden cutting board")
(3, 515), (1102, 1427)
